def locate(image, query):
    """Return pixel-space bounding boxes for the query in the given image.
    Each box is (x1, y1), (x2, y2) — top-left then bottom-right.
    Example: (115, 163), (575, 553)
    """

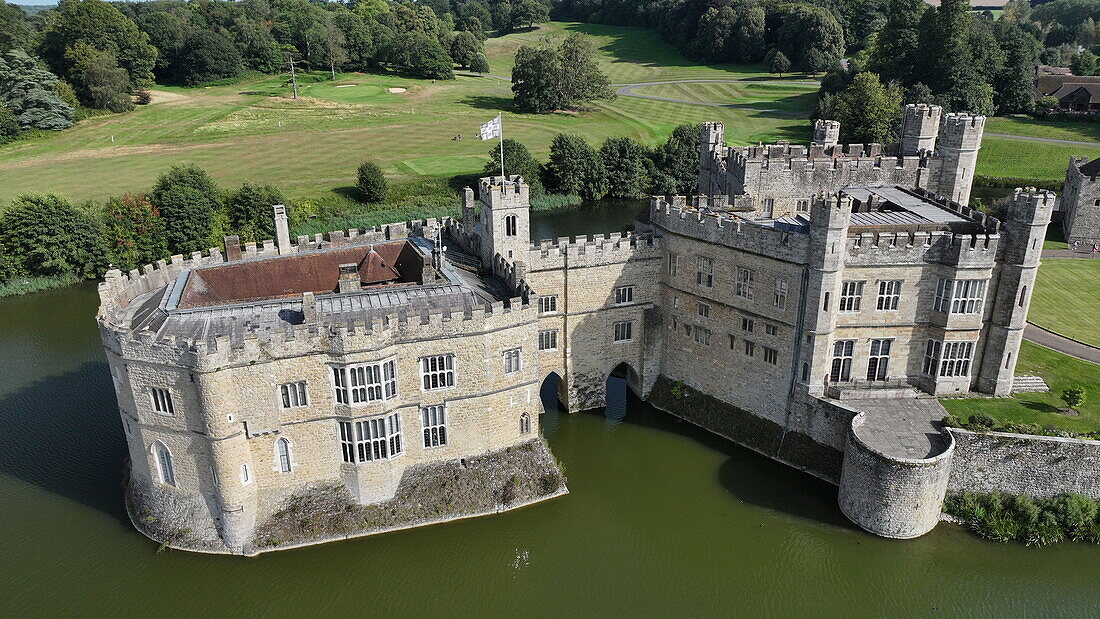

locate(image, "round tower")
(899, 104), (942, 155)
(935, 112), (985, 206)
(811, 119), (840, 148)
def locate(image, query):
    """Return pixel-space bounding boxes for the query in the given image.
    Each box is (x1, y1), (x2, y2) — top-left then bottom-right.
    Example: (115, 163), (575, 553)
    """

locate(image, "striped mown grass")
(976, 137), (1100, 183)
(1029, 259), (1100, 348)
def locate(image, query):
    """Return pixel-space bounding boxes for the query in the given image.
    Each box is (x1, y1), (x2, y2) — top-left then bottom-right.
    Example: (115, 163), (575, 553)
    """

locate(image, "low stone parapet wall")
(947, 428), (1100, 499)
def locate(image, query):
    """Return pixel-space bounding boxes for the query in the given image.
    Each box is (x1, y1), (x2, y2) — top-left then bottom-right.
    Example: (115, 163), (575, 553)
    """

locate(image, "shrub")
(968, 412), (997, 430)
(356, 161), (387, 203)
(946, 491), (1100, 546)
(134, 89), (151, 105)
(1062, 387), (1086, 410)
(941, 414), (961, 428)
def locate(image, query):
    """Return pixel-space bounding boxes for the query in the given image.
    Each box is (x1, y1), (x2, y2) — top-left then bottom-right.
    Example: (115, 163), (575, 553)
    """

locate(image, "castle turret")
(899, 104), (942, 155)
(977, 188), (1055, 396)
(811, 119), (840, 148)
(800, 192), (853, 396)
(698, 122), (725, 195)
(935, 112), (985, 206)
(476, 175), (530, 267)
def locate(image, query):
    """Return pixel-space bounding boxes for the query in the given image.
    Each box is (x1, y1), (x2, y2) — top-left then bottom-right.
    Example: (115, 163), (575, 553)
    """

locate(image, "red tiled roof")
(177, 240), (424, 308)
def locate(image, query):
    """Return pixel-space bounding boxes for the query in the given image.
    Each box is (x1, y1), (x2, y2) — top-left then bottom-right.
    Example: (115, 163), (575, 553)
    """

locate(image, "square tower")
(476, 175), (531, 265)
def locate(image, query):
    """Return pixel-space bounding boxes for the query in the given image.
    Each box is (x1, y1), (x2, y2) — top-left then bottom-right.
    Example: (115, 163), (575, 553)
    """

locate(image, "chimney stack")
(224, 235), (242, 261)
(273, 205), (291, 255)
(337, 263), (360, 293)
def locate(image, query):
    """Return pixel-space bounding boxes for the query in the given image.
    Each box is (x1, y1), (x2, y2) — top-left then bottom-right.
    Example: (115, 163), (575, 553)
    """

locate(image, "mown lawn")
(941, 341), (1100, 434)
(0, 22), (818, 207)
(975, 136), (1100, 183)
(1029, 259), (1100, 347)
(984, 115), (1100, 143)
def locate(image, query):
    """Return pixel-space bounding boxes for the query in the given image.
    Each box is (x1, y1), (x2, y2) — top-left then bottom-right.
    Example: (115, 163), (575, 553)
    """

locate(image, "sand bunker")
(387, 87), (407, 94)
(335, 84), (357, 88)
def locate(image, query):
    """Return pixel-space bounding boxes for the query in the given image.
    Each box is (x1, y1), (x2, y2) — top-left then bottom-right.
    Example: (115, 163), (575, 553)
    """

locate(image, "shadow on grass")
(459, 94), (516, 112)
(1021, 400), (1062, 414)
(332, 186), (365, 201)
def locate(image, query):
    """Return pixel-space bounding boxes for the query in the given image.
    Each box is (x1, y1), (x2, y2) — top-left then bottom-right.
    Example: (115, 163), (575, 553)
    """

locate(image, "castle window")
(667, 254), (678, 277)
(697, 302), (710, 318)
(763, 347), (778, 365)
(867, 339), (892, 381)
(538, 295), (558, 314)
(149, 387), (174, 416)
(876, 280), (902, 311)
(277, 438), (292, 473)
(922, 340), (942, 376)
(421, 405), (447, 448)
(614, 286), (635, 305)
(332, 359), (397, 405)
(338, 413), (404, 463)
(744, 340), (755, 357)
(830, 340), (855, 382)
(796, 200), (809, 213)
(538, 330), (558, 351)
(939, 341), (975, 377)
(420, 354), (456, 391)
(839, 281), (863, 312)
(774, 278), (788, 309)
(613, 320), (634, 342)
(765, 323), (778, 336)
(934, 278), (952, 312)
(503, 348), (522, 374)
(741, 317), (754, 332)
(504, 214), (518, 237)
(696, 257), (713, 288)
(153, 442), (175, 486)
(729, 334), (736, 349)
(735, 268), (755, 300)
(1019, 285), (1027, 308)
(279, 381), (308, 408)
(240, 463), (251, 484)
(951, 280), (987, 314)
(520, 412), (531, 434)
(693, 326), (711, 346)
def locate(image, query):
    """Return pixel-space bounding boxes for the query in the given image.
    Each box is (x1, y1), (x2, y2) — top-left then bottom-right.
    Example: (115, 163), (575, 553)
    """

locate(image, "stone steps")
(1012, 375), (1050, 393)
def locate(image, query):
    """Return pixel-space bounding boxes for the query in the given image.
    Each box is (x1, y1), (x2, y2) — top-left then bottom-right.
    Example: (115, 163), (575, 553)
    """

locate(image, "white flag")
(479, 115), (501, 140)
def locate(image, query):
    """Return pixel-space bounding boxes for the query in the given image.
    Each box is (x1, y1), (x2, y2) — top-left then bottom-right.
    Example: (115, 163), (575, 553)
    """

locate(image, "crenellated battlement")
(522, 231), (662, 272)
(98, 217), (460, 318)
(648, 195), (812, 262)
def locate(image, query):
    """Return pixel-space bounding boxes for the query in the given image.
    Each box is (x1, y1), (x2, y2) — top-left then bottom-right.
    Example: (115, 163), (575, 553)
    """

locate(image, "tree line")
(482, 125), (700, 200)
(0, 0), (554, 143)
(0, 163), (318, 286)
(0, 121), (704, 288)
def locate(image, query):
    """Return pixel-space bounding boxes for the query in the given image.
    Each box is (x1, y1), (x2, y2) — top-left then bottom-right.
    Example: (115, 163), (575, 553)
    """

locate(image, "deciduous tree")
(600, 136), (651, 198)
(150, 164), (223, 255)
(484, 138), (544, 194)
(0, 193), (106, 279)
(101, 193), (167, 272)
(228, 183), (288, 242)
(833, 72), (903, 145)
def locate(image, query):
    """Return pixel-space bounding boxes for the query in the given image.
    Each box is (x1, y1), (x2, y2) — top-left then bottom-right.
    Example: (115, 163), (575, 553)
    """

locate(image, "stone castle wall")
(947, 428), (1100, 499)
(1061, 157), (1100, 245)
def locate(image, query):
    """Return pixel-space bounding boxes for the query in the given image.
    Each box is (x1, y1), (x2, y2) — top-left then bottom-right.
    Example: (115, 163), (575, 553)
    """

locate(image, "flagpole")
(498, 114), (505, 181)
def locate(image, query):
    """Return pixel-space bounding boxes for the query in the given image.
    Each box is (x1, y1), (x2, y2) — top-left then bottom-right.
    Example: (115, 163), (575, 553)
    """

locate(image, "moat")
(2, 201), (1099, 614)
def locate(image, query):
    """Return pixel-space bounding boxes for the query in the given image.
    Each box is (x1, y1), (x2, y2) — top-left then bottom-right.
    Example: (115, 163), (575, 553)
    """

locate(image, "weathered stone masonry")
(100, 108), (1093, 551)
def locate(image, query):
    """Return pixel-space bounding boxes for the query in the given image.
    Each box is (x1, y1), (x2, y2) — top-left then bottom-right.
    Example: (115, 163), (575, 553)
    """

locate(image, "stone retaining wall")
(947, 428), (1100, 499)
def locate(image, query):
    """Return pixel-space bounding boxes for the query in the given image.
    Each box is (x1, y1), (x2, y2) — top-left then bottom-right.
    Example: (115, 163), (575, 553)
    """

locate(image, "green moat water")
(2, 203), (1100, 615)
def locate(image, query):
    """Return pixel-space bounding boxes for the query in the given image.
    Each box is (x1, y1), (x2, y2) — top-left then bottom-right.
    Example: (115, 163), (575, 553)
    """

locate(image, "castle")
(1060, 156), (1100, 246)
(100, 104), (1094, 556)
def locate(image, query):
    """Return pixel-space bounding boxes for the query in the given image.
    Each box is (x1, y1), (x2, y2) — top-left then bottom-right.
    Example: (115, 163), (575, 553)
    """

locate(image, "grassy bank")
(941, 341), (1100, 435)
(0, 274), (81, 299)
(946, 491), (1100, 546)
(1029, 260), (1100, 348)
